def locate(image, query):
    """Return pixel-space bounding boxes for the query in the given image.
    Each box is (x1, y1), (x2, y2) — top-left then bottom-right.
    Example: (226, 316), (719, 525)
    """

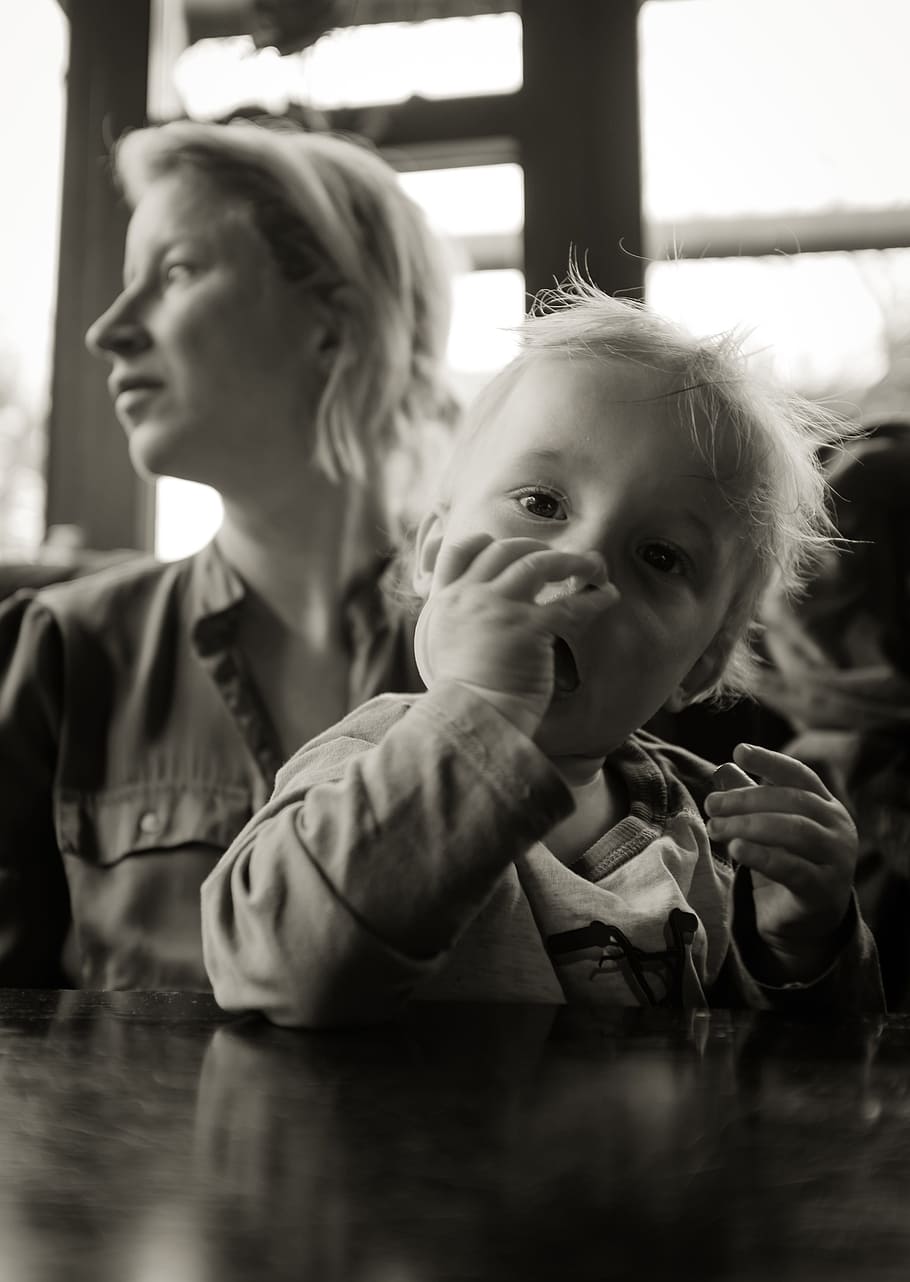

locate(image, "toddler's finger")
(494, 548), (607, 601)
(705, 784), (832, 824)
(710, 761), (754, 793)
(534, 574), (588, 606)
(732, 743), (834, 799)
(413, 596), (445, 688)
(455, 536), (558, 585)
(432, 532), (496, 589)
(706, 810), (832, 863)
(726, 838), (820, 897)
(543, 580), (621, 630)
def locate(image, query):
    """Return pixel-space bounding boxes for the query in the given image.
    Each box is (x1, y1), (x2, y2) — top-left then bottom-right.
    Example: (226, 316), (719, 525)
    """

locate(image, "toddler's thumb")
(711, 761), (754, 791)
(413, 600), (435, 688)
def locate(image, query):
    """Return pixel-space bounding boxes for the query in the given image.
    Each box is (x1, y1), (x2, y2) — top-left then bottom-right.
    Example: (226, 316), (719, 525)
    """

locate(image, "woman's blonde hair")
(114, 119), (458, 523)
(441, 267), (856, 703)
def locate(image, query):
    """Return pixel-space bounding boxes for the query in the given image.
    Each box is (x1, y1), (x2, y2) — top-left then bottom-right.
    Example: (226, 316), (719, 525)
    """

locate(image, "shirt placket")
(194, 610), (285, 790)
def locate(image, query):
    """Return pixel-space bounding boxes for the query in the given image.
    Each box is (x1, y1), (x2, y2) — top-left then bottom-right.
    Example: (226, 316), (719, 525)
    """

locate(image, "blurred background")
(3, 0), (910, 566)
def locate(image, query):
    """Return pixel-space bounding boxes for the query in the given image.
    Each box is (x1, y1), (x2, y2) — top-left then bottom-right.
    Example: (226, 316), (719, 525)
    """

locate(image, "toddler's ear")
(663, 642), (727, 713)
(663, 686), (690, 714)
(412, 509), (446, 597)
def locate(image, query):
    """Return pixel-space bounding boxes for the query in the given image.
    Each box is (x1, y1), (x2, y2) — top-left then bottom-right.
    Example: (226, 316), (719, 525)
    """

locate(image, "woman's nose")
(85, 290), (151, 360)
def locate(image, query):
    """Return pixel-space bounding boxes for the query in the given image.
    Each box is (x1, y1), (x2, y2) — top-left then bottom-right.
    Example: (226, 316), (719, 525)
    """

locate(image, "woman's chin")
(126, 429), (200, 486)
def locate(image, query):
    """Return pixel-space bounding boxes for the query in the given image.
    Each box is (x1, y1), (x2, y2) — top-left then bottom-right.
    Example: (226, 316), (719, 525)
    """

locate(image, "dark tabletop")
(0, 990), (908, 1282)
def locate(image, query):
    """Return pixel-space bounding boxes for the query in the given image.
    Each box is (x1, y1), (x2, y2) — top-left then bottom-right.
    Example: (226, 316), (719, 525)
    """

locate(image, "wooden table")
(0, 991), (907, 1281)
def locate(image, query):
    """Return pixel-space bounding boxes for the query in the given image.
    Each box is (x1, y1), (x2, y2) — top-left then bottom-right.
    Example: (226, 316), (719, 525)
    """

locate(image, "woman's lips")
(115, 384), (161, 417)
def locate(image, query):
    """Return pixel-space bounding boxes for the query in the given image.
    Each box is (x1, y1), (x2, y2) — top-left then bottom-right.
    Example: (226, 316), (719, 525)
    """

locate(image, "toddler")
(202, 275), (883, 1024)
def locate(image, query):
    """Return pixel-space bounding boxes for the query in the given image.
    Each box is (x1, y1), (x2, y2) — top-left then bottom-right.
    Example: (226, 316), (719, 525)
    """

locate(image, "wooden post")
(519, 0), (643, 302)
(47, 0), (153, 550)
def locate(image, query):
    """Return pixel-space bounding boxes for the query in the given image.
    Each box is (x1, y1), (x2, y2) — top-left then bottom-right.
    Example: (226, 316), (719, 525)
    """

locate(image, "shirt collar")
(186, 538), (415, 672)
(188, 540), (248, 656)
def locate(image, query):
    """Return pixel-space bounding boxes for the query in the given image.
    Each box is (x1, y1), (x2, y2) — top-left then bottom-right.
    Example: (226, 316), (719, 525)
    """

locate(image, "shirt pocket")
(56, 783), (255, 866)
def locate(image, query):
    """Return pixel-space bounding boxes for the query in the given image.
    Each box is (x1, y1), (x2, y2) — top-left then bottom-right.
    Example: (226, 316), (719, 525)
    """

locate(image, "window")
(398, 162), (525, 402)
(0, 1), (67, 556)
(640, 0), (910, 225)
(647, 250), (910, 406)
(173, 12), (522, 120)
(639, 0), (910, 411)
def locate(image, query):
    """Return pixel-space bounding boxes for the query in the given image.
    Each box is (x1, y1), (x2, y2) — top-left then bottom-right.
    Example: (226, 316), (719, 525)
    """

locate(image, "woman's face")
(86, 168), (327, 494)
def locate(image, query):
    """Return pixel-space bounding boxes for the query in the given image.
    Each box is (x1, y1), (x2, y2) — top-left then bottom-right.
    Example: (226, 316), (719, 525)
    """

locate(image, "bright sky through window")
(0, 0), (66, 412)
(174, 13), (522, 119)
(640, 0), (910, 220)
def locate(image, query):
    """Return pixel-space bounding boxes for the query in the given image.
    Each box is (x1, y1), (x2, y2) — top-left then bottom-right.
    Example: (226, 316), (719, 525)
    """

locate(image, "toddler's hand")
(414, 533), (619, 740)
(705, 743), (857, 981)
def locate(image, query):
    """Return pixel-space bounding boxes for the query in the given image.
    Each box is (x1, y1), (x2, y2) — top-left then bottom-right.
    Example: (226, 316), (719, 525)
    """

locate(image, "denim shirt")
(0, 541), (420, 990)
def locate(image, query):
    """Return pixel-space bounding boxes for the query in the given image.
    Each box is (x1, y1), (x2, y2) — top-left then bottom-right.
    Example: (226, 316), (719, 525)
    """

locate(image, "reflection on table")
(0, 990), (907, 1282)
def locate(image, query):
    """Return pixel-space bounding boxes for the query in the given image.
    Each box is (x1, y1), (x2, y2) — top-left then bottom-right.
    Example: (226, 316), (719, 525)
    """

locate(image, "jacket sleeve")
(201, 684), (573, 1028)
(719, 870), (886, 1013)
(0, 593), (71, 985)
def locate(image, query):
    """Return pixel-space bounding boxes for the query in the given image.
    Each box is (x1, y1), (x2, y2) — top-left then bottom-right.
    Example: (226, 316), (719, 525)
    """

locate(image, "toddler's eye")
(163, 261), (194, 285)
(640, 541), (688, 576)
(517, 490), (567, 520)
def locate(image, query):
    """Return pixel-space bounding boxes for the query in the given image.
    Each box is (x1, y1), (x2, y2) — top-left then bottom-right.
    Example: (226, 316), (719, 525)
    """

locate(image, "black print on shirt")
(546, 907), (700, 1008)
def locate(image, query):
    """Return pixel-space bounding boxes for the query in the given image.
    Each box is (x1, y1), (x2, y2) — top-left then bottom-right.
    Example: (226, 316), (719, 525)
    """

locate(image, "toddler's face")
(420, 355), (748, 768)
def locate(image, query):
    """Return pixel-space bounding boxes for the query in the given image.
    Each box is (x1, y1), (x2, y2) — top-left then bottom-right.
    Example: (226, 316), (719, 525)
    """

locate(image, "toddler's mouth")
(552, 636), (580, 695)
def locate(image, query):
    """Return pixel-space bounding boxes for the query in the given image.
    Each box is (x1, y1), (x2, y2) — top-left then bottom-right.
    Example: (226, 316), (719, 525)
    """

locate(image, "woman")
(0, 120), (456, 989)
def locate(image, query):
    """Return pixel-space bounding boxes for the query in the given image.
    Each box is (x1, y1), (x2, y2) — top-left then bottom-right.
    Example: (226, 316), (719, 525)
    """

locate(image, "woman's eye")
(517, 490), (566, 520)
(640, 542), (688, 576)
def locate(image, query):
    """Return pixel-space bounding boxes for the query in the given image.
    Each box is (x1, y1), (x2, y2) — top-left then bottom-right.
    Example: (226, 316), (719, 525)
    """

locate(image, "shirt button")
(138, 810), (161, 835)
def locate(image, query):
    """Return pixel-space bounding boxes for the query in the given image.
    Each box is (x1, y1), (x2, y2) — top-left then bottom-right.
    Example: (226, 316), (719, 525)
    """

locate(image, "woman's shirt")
(0, 540), (420, 990)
